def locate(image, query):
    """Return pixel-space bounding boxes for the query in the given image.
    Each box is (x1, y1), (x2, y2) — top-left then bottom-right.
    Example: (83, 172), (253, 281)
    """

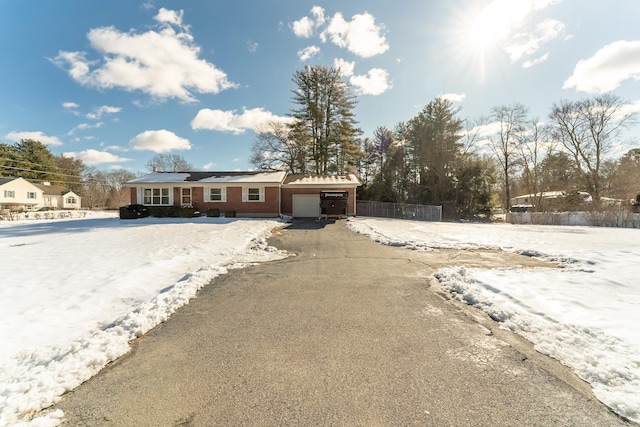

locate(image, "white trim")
(141, 187), (172, 206)
(242, 186), (264, 202)
(206, 186), (227, 202)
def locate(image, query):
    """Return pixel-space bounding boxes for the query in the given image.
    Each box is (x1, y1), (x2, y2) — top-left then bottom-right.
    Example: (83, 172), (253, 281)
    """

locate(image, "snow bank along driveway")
(348, 217), (640, 425)
(0, 214), (287, 426)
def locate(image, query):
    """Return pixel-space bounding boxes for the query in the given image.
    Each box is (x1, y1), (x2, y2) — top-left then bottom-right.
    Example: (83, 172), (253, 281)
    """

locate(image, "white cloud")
(522, 53), (549, 68)
(292, 16), (315, 38)
(292, 6), (325, 38)
(62, 149), (132, 165)
(441, 93), (467, 103)
(68, 122), (103, 135)
(203, 162), (216, 170)
(102, 145), (129, 152)
(191, 107), (292, 134)
(298, 45), (321, 61)
(470, 121), (503, 137)
(86, 105), (121, 120)
(51, 9), (236, 103)
(130, 130), (191, 152)
(5, 131), (63, 146)
(470, 0), (565, 66)
(247, 39), (259, 53)
(350, 68), (391, 96)
(563, 40), (640, 93)
(154, 8), (183, 26)
(62, 102), (79, 109)
(321, 12), (388, 58)
(506, 19), (566, 63)
(334, 58), (355, 76)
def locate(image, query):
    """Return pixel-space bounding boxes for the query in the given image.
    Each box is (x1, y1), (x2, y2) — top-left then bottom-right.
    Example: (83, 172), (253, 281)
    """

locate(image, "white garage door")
(292, 194), (320, 218)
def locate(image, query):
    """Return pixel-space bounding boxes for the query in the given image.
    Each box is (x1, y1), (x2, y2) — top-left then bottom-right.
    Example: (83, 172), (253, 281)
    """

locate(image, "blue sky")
(1, 0), (640, 174)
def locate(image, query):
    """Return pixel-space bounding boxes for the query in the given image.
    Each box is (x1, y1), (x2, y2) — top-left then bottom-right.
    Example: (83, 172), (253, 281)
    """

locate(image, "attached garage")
(292, 194), (320, 218)
(280, 174), (361, 218)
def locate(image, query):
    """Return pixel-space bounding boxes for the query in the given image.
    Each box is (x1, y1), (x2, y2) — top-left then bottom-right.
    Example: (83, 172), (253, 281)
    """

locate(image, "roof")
(0, 177), (17, 186)
(282, 174), (361, 187)
(33, 183), (73, 196)
(126, 171), (287, 185)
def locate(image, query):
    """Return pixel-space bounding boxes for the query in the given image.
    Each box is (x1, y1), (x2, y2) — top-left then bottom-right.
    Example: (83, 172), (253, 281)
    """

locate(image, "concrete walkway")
(54, 220), (629, 426)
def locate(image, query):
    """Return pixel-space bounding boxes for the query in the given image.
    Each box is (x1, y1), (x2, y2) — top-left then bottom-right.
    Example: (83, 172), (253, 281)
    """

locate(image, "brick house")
(126, 171), (361, 218)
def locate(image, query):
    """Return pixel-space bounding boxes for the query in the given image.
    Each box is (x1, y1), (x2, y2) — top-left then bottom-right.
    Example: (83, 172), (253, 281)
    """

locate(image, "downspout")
(278, 179), (283, 219)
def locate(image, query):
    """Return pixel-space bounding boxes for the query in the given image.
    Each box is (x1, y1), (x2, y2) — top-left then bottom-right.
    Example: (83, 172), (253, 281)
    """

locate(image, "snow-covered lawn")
(0, 213), (287, 426)
(2, 214), (639, 425)
(348, 217), (640, 424)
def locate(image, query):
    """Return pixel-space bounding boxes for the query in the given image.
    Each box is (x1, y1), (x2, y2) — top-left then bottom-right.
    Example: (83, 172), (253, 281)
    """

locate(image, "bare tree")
(549, 93), (637, 205)
(146, 153), (193, 172)
(488, 103), (529, 209)
(516, 118), (552, 210)
(250, 119), (306, 173)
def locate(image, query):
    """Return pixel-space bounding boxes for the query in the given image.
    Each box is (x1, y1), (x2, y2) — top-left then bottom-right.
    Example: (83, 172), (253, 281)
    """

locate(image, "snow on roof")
(283, 174), (361, 186)
(126, 171), (286, 184)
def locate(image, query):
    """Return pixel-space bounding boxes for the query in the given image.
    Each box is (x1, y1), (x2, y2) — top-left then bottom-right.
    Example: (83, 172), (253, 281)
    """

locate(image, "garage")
(292, 194), (320, 218)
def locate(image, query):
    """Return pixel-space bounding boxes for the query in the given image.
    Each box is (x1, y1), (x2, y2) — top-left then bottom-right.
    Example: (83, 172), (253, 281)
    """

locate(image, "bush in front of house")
(207, 208), (220, 217)
(120, 204), (199, 219)
(148, 206), (198, 218)
(119, 204), (151, 219)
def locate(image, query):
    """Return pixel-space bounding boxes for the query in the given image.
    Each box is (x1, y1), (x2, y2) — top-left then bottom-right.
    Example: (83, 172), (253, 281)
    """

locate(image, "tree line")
(0, 139), (193, 209)
(251, 65), (640, 219)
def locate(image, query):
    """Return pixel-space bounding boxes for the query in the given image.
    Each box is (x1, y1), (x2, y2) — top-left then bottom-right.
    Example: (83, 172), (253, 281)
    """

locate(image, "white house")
(0, 177), (43, 211)
(33, 182), (82, 210)
(0, 177), (81, 212)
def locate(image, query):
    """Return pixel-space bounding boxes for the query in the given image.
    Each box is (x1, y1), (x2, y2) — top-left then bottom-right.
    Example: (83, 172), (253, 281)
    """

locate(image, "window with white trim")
(27, 192), (37, 199)
(66, 196), (77, 204)
(243, 186), (264, 202)
(143, 188), (170, 205)
(207, 187), (226, 202)
(3, 190), (15, 198)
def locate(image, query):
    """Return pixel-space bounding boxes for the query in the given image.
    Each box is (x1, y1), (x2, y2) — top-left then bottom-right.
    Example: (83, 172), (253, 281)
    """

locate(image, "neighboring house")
(0, 177), (43, 211)
(510, 191), (592, 212)
(125, 171), (361, 218)
(33, 182), (82, 210)
(0, 177), (81, 211)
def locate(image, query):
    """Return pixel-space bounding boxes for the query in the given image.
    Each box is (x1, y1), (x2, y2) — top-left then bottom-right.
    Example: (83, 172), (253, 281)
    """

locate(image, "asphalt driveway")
(53, 220), (629, 426)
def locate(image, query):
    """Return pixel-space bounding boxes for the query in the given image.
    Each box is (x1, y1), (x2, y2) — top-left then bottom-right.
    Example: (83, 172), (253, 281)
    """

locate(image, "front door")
(181, 188), (191, 206)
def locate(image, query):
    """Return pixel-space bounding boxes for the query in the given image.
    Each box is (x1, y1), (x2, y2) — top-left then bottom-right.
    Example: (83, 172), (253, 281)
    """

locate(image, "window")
(208, 187), (225, 202)
(181, 188), (191, 205)
(243, 187), (264, 202)
(143, 188), (170, 205)
(27, 192), (37, 199)
(66, 197), (77, 204)
(3, 190), (15, 198)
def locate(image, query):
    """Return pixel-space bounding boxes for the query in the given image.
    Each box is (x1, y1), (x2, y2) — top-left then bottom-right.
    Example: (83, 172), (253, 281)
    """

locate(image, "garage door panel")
(293, 194), (320, 218)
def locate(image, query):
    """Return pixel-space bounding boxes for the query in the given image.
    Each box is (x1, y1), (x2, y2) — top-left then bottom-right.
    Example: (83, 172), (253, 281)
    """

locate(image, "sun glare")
(467, 0), (530, 48)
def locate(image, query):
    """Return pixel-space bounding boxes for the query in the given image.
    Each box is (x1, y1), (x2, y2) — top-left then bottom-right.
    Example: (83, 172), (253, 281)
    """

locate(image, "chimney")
(42, 181), (51, 186)
(153, 166), (158, 173)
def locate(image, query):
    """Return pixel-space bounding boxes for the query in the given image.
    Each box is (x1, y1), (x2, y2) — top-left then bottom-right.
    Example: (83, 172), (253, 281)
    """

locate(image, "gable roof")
(0, 177), (17, 186)
(32, 183), (73, 196)
(282, 174), (361, 187)
(127, 171), (287, 185)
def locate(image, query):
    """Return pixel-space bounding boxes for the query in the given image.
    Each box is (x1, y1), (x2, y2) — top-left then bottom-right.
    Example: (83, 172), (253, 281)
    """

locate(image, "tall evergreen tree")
(13, 139), (61, 182)
(289, 65), (362, 174)
(407, 97), (464, 205)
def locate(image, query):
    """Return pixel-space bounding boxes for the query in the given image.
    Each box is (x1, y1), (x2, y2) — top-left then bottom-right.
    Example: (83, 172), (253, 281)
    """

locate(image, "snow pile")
(0, 214), (287, 426)
(348, 217), (640, 424)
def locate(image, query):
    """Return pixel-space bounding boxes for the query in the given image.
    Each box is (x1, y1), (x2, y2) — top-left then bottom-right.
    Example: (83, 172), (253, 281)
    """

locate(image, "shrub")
(119, 204), (151, 219)
(207, 208), (220, 217)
